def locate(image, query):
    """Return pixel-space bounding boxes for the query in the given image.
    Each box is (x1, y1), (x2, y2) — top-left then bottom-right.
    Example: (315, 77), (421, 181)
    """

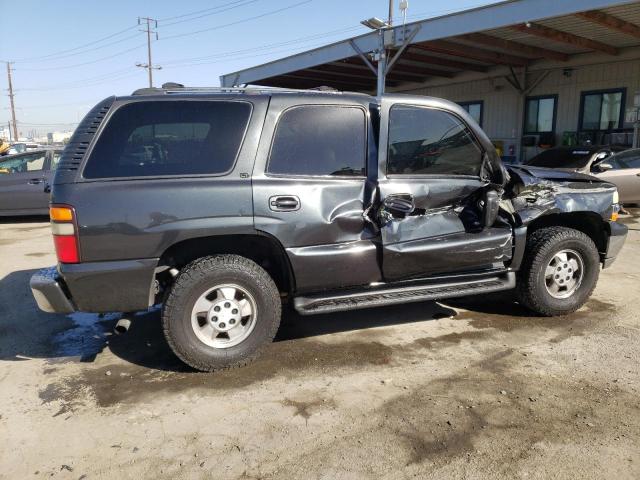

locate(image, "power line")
(159, 25), (361, 66)
(15, 44), (145, 72)
(157, 0), (259, 22)
(12, 25), (139, 63)
(160, 0), (263, 27)
(160, 0), (313, 41)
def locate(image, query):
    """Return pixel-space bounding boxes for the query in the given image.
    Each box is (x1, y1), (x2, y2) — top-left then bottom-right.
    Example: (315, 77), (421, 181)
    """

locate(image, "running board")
(293, 272), (516, 316)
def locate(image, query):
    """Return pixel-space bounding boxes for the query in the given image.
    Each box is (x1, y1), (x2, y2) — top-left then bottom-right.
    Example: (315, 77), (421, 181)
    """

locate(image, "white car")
(592, 148), (640, 204)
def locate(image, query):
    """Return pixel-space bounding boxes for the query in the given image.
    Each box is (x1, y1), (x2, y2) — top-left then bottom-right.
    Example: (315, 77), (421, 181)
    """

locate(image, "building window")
(579, 88), (626, 131)
(458, 101), (483, 126)
(524, 95), (557, 134)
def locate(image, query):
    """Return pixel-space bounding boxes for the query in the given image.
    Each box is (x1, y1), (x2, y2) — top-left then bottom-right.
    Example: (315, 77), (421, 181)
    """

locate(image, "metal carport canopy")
(219, 0), (640, 92)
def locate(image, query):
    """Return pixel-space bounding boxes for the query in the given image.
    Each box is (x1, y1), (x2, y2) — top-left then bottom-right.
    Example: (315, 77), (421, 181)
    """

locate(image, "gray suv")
(31, 86), (627, 371)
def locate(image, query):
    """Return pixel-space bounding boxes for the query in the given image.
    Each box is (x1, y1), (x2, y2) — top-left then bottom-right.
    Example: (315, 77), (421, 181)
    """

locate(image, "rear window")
(83, 100), (251, 178)
(525, 149), (594, 169)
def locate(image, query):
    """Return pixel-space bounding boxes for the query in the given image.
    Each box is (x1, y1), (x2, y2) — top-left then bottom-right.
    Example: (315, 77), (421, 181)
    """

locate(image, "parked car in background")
(525, 145), (625, 173)
(0, 149), (62, 216)
(592, 148), (640, 204)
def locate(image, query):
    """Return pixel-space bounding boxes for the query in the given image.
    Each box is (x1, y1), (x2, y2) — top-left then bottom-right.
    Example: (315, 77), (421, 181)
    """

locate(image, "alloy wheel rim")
(544, 249), (584, 299)
(190, 283), (257, 349)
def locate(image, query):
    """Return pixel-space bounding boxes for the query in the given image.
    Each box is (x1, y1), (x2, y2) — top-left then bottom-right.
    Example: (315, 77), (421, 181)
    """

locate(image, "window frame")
(523, 94), (558, 135)
(80, 99), (254, 182)
(265, 103), (368, 179)
(385, 104), (486, 180)
(578, 88), (626, 132)
(458, 100), (484, 127)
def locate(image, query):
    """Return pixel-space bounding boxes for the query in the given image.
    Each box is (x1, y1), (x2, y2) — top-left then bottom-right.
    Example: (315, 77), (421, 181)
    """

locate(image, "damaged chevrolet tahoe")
(30, 86), (628, 371)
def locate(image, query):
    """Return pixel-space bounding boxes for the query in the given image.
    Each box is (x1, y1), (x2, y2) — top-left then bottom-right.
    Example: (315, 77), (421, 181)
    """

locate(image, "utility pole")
(388, 0), (394, 26)
(6, 62), (18, 141)
(136, 17), (162, 88)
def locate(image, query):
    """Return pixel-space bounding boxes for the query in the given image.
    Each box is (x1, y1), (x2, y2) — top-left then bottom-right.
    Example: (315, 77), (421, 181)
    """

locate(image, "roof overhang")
(220, 0), (640, 91)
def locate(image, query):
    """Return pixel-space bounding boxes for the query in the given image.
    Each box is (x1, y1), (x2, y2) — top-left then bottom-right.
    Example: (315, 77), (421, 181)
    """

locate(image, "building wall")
(396, 51), (640, 162)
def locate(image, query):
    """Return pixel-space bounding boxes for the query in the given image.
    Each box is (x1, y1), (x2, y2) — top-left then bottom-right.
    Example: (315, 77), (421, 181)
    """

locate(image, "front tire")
(516, 227), (600, 316)
(162, 255), (281, 371)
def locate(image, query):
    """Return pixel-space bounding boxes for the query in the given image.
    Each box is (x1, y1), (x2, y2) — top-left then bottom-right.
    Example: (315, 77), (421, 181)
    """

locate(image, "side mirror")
(482, 190), (500, 228)
(595, 162), (613, 172)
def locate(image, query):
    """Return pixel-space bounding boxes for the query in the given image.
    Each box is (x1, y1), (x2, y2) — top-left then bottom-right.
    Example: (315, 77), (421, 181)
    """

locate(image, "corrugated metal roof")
(220, 0), (640, 91)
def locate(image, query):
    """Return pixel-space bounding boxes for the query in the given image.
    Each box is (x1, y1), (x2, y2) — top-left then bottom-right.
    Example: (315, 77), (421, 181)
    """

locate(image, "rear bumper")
(30, 258), (159, 313)
(30, 267), (75, 314)
(602, 220), (628, 268)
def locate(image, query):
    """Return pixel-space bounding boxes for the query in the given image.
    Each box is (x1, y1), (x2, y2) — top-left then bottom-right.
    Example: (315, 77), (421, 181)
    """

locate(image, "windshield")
(526, 149), (595, 169)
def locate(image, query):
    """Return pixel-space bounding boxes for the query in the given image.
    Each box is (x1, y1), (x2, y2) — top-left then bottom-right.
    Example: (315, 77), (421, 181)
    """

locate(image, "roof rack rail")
(131, 83), (344, 96)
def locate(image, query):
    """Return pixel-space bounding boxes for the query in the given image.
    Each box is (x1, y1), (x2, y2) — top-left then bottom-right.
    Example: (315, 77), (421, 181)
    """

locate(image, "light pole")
(360, 17), (391, 97)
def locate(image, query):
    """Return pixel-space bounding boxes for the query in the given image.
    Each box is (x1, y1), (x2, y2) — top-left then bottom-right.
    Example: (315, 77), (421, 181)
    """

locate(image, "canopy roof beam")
(575, 10), (640, 39)
(511, 22), (619, 55)
(459, 32), (569, 62)
(413, 40), (530, 66)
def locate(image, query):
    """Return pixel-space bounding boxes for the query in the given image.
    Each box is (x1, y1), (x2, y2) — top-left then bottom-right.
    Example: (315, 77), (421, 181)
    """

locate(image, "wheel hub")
(208, 299), (241, 332)
(190, 284), (257, 349)
(544, 249), (584, 299)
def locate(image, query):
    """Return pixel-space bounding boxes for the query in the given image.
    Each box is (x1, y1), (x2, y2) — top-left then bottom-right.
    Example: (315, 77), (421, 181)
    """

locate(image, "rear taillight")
(50, 205), (80, 263)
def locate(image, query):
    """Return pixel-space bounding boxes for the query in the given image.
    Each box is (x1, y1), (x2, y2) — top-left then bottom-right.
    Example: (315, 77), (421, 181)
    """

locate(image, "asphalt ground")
(1, 211), (639, 479)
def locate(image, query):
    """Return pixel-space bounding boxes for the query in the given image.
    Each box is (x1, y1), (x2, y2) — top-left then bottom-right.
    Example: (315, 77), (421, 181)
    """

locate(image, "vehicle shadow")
(104, 301), (460, 372)
(0, 215), (49, 224)
(0, 267), (526, 374)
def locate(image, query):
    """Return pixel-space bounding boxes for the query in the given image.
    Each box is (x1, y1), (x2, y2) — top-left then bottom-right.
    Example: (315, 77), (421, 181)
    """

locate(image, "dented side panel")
(383, 228), (512, 280)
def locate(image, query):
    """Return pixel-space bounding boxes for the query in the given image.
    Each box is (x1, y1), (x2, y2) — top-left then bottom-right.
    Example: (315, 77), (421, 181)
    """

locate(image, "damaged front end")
(505, 165), (619, 225)
(504, 165), (626, 269)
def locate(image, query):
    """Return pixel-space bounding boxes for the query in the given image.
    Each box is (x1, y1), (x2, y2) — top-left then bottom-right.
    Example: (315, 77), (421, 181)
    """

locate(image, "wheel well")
(526, 212), (608, 252)
(158, 234), (294, 293)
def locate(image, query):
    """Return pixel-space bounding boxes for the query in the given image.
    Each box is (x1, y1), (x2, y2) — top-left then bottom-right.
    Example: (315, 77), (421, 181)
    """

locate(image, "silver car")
(593, 148), (640, 204)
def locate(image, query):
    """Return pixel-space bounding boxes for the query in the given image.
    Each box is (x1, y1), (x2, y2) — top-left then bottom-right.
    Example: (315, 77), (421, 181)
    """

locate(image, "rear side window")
(83, 101), (251, 178)
(388, 105), (483, 176)
(268, 105), (366, 177)
(0, 152), (46, 174)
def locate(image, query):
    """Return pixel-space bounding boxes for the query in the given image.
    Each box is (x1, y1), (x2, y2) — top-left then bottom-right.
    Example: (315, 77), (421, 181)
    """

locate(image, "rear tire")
(162, 255), (281, 371)
(516, 227), (600, 316)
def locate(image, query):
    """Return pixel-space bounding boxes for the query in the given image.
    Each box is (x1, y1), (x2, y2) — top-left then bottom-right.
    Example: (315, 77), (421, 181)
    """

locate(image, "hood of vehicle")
(509, 165), (604, 185)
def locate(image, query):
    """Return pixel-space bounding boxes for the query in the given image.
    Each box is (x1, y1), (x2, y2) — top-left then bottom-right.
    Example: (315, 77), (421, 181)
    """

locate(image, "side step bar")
(294, 272), (516, 316)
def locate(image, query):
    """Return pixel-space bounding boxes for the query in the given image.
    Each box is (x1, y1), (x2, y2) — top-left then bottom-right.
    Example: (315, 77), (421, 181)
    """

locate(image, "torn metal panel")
(507, 166), (618, 225)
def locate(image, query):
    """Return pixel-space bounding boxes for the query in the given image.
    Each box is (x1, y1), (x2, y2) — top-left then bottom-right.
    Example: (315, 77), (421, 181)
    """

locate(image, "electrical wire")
(160, 0), (313, 41)
(15, 44), (145, 72)
(160, 0), (263, 27)
(157, 0), (258, 22)
(12, 25), (139, 63)
(159, 25), (361, 66)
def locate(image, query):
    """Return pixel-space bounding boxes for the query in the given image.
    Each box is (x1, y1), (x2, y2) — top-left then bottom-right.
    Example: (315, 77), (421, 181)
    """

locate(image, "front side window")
(267, 105), (366, 177)
(609, 149), (640, 169)
(459, 101), (483, 126)
(524, 96), (557, 134)
(580, 89), (625, 131)
(388, 105), (483, 176)
(0, 152), (46, 174)
(84, 101), (252, 178)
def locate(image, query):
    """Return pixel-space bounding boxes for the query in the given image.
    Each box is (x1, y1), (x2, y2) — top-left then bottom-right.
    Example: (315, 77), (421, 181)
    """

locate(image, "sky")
(0, 0), (498, 137)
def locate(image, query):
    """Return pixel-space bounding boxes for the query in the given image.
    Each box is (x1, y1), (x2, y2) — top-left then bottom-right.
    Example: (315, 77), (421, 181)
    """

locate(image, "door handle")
(28, 178), (44, 185)
(269, 195), (300, 211)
